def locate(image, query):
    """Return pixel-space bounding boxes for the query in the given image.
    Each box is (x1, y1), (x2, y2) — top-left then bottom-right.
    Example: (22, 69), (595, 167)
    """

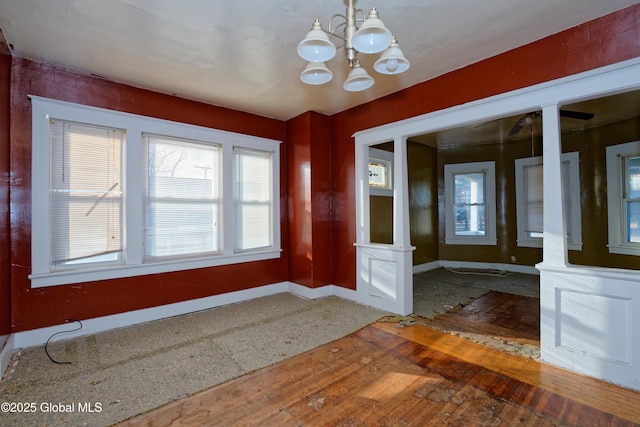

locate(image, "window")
(368, 147), (393, 196)
(234, 148), (273, 252)
(606, 141), (640, 255)
(444, 161), (496, 245)
(143, 134), (221, 260)
(514, 153), (582, 249)
(49, 120), (124, 269)
(30, 96), (281, 287)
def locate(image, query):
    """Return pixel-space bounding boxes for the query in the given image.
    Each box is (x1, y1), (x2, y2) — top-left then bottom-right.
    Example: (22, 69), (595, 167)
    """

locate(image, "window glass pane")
(234, 148), (272, 252)
(628, 156), (640, 199)
(455, 173), (484, 204)
(455, 205), (485, 235)
(50, 120), (123, 268)
(144, 134), (219, 259)
(454, 172), (485, 236)
(625, 156), (640, 244)
(628, 201), (640, 243)
(369, 162), (388, 188)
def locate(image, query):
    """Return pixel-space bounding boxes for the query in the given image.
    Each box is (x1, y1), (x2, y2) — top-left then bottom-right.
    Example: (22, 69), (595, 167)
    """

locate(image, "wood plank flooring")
(119, 292), (640, 426)
(423, 290), (541, 351)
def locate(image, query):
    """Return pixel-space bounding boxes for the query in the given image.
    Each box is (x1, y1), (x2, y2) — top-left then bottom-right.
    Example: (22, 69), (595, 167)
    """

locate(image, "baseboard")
(0, 334), (15, 380)
(438, 260), (539, 275)
(413, 261), (441, 274)
(12, 281), (358, 352)
(3, 262), (532, 376)
(414, 260), (539, 275)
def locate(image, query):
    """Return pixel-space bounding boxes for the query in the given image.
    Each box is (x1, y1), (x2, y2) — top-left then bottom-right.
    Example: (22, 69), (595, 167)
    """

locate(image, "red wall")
(330, 4), (640, 289)
(4, 4), (640, 332)
(0, 43), (11, 345)
(286, 112), (332, 288)
(9, 59), (289, 331)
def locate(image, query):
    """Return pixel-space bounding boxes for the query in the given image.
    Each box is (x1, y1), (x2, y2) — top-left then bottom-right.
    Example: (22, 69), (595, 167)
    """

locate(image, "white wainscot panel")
(539, 265), (640, 391)
(356, 244), (413, 315)
(369, 258), (398, 300)
(556, 289), (631, 364)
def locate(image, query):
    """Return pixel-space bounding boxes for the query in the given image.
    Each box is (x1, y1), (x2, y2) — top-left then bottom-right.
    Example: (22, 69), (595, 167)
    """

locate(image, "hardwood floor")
(421, 291), (541, 355)
(119, 293), (640, 426)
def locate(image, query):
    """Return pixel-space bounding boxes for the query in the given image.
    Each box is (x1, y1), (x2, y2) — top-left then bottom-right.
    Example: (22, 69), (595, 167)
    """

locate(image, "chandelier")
(297, 0), (410, 92)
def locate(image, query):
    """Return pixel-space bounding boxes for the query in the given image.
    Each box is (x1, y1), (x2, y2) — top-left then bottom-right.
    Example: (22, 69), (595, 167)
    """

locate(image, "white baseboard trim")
(412, 261), (441, 274)
(10, 281), (357, 353)
(2, 261), (534, 377)
(1, 334), (15, 380)
(447, 260), (540, 275)
(428, 260), (539, 275)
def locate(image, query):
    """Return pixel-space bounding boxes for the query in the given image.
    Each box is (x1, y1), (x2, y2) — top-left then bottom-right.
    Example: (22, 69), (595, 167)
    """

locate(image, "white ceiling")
(0, 0), (638, 120)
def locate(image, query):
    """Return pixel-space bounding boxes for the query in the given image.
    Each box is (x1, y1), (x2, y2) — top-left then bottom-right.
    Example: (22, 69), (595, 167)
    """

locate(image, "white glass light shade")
(300, 62), (333, 85)
(343, 63), (374, 92)
(351, 8), (393, 54)
(297, 19), (337, 62)
(373, 39), (410, 74)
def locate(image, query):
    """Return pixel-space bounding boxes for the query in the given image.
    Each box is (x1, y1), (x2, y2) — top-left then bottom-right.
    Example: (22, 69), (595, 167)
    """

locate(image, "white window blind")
(144, 134), (220, 259)
(31, 96), (282, 287)
(50, 120), (124, 268)
(523, 163), (544, 236)
(515, 154), (582, 249)
(234, 147), (272, 252)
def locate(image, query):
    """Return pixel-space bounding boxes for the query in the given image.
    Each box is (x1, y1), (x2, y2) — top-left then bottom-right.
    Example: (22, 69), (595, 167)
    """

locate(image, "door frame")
(353, 57), (640, 390)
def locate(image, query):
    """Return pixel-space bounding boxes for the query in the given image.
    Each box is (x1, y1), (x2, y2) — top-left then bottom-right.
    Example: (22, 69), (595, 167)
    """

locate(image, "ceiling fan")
(508, 109), (595, 136)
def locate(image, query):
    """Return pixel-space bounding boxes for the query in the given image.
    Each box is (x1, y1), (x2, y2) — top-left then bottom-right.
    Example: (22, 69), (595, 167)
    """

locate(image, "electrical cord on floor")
(44, 319), (83, 365)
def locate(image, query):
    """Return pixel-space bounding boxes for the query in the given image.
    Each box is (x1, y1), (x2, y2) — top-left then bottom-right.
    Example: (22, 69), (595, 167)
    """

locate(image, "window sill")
(445, 237), (497, 246)
(29, 249), (283, 288)
(608, 245), (640, 256)
(517, 239), (583, 251)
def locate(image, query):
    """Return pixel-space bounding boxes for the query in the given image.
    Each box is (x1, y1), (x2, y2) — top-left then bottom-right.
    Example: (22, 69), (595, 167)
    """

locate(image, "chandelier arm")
(354, 9), (366, 25)
(326, 16), (347, 43)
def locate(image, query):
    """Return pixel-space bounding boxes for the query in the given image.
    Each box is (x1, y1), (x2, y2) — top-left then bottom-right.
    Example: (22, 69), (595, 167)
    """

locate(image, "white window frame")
(515, 152), (582, 250)
(444, 161), (497, 245)
(368, 147), (393, 197)
(30, 96), (281, 288)
(606, 140), (640, 256)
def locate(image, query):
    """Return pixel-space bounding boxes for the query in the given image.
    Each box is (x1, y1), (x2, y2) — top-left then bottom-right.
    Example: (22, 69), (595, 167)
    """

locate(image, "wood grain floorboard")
(118, 322), (640, 426)
(118, 292), (640, 426)
(427, 291), (540, 347)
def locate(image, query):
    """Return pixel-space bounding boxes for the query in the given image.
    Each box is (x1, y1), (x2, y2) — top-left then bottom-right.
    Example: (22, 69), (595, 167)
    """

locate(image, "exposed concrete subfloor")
(0, 268), (539, 426)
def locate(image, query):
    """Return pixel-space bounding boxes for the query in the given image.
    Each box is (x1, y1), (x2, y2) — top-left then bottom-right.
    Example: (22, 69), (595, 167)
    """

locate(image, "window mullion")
(222, 144), (234, 255)
(125, 127), (144, 265)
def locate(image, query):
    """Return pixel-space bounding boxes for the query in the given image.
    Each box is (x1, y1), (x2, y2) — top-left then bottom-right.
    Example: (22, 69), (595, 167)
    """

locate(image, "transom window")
(368, 147), (393, 196)
(30, 96), (281, 287)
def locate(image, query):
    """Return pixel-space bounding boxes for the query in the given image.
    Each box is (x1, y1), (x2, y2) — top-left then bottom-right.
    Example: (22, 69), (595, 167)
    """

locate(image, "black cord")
(44, 319), (83, 365)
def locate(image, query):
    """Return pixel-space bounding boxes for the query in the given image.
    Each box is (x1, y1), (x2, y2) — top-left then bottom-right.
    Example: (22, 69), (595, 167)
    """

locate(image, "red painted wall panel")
(286, 112), (332, 288)
(0, 48), (11, 343)
(330, 5), (640, 289)
(286, 113), (314, 286)
(309, 112), (333, 287)
(9, 59), (288, 332)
